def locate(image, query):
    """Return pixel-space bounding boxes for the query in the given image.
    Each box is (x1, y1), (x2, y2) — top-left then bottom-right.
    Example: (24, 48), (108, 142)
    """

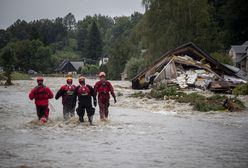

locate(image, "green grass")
(130, 91), (147, 98)
(11, 72), (31, 80)
(150, 84), (178, 99)
(232, 83), (248, 96)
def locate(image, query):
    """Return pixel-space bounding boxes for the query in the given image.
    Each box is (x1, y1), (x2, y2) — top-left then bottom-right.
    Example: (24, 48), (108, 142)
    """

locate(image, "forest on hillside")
(0, 0), (247, 80)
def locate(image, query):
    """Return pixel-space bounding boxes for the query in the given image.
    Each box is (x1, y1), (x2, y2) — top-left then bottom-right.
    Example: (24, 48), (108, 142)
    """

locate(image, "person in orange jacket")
(94, 72), (116, 121)
(29, 76), (54, 123)
(55, 77), (77, 120)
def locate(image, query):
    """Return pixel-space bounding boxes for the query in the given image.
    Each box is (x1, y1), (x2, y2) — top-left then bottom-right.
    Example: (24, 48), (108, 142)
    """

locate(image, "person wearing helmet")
(29, 76), (54, 123)
(55, 77), (77, 120)
(74, 76), (97, 125)
(94, 72), (116, 121)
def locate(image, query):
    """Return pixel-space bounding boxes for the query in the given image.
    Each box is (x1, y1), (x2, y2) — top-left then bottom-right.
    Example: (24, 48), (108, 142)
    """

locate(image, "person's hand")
(94, 100), (97, 107)
(114, 97), (117, 103)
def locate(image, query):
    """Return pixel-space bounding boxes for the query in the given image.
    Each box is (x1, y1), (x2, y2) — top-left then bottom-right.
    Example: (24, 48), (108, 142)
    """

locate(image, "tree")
(87, 21), (103, 61)
(140, 0), (221, 60)
(63, 13), (76, 31)
(34, 46), (53, 73)
(221, 0), (248, 46)
(6, 19), (30, 41)
(125, 57), (147, 79)
(107, 37), (133, 79)
(76, 20), (89, 58)
(8, 40), (54, 73)
(9, 40), (43, 71)
(106, 15), (142, 79)
(0, 46), (16, 85)
(0, 29), (11, 49)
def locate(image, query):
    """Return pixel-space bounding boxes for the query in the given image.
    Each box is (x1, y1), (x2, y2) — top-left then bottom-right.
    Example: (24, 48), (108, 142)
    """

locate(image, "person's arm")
(94, 81), (100, 96)
(46, 87), (54, 99)
(29, 88), (35, 100)
(108, 81), (116, 103)
(72, 86), (79, 107)
(88, 85), (97, 107)
(55, 86), (65, 100)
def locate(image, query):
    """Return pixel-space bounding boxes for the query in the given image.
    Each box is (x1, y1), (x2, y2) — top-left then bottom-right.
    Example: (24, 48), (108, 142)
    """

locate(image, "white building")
(99, 57), (109, 66)
(229, 41), (248, 72)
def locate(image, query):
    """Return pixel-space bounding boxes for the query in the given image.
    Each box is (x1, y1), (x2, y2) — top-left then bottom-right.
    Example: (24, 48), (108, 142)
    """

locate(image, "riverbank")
(0, 72), (31, 81)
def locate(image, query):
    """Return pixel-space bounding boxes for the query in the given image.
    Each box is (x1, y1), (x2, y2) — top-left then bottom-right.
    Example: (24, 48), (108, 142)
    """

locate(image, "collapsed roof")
(132, 42), (248, 89)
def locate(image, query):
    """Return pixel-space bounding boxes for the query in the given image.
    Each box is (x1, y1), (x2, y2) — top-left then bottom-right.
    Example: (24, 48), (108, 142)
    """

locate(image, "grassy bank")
(11, 72), (31, 80)
(0, 72), (31, 81)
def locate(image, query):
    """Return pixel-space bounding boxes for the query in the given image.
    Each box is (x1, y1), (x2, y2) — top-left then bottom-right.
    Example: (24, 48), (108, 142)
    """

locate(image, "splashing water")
(0, 77), (248, 168)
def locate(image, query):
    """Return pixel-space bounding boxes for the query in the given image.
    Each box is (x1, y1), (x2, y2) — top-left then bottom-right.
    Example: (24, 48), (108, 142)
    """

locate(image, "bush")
(150, 84), (178, 99)
(232, 83), (248, 96)
(125, 57), (147, 79)
(81, 64), (99, 76)
(193, 102), (225, 112)
(177, 92), (205, 104)
(211, 52), (233, 65)
(231, 98), (245, 109)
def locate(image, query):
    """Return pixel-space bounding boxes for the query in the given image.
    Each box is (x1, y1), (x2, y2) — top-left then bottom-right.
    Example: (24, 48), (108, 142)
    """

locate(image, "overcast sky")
(0, 0), (145, 29)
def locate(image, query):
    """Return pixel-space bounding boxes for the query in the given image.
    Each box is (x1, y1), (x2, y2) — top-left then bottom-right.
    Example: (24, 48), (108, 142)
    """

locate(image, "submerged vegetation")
(232, 83), (248, 96)
(130, 84), (246, 112)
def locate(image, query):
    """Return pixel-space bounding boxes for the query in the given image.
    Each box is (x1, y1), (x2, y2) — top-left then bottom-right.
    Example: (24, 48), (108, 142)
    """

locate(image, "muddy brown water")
(0, 77), (248, 168)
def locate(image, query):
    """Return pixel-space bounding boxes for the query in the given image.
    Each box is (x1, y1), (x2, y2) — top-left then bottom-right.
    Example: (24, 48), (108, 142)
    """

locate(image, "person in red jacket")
(55, 77), (77, 120)
(75, 76), (97, 125)
(94, 72), (116, 121)
(29, 76), (54, 123)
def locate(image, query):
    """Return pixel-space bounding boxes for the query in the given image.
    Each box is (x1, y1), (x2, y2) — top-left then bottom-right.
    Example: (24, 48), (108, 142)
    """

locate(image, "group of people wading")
(29, 72), (116, 125)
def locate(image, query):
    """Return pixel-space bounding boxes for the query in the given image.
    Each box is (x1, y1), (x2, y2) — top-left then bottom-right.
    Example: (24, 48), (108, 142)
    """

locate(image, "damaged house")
(132, 42), (247, 91)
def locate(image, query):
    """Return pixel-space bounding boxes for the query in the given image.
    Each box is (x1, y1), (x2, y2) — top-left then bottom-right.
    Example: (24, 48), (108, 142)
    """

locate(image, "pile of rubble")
(132, 42), (247, 92)
(153, 55), (246, 91)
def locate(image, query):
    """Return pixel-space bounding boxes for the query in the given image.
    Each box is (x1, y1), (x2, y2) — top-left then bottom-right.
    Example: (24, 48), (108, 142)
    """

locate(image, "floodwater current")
(0, 77), (248, 168)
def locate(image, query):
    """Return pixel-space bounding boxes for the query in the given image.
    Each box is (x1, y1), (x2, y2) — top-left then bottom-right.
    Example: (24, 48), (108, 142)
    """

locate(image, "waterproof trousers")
(63, 104), (75, 120)
(76, 104), (95, 123)
(36, 105), (49, 120)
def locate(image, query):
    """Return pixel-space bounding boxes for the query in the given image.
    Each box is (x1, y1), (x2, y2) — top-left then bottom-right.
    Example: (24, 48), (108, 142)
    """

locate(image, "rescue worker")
(55, 77), (77, 120)
(75, 76), (97, 125)
(94, 72), (116, 121)
(29, 76), (54, 123)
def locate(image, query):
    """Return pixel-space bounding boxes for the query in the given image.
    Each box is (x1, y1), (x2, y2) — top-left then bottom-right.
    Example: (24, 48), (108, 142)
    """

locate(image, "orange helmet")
(79, 76), (85, 82)
(66, 77), (73, 84)
(66, 77), (73, 81)
(99, 72), (106, 77)
(37, 76), (44, 81)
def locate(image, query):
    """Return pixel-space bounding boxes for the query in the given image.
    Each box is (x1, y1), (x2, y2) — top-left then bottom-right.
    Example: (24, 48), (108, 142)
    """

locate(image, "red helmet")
(99, 72), (106, 77)
(37, 76), (44, 81)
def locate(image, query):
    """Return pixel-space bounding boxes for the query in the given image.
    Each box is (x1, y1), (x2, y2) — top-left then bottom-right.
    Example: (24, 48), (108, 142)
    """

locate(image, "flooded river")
(0, 77), (248, 168)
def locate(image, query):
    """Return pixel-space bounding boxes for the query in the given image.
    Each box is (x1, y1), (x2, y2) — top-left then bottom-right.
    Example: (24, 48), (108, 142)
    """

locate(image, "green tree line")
(1, 0), (247, 81)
